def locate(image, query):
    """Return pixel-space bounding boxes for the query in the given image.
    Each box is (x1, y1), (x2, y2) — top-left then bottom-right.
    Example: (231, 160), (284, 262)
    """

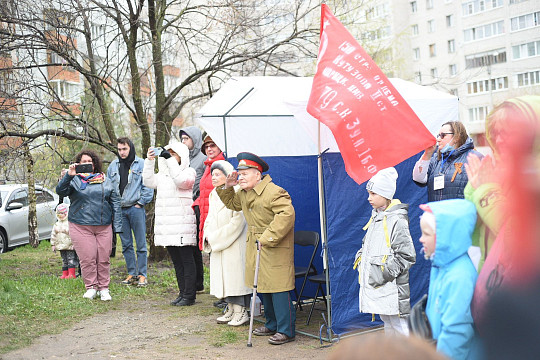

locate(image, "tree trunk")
(24, 142), (39, 247)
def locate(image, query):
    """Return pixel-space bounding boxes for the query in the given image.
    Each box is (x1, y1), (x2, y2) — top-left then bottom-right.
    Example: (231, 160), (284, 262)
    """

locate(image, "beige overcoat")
(216, 174), (295, 293)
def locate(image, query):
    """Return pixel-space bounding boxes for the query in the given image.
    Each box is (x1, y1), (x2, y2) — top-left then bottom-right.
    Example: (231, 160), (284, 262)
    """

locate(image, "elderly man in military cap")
(217, 152), (296, 345)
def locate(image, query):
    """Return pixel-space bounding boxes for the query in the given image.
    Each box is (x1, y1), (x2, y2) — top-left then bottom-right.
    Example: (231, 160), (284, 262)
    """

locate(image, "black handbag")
(408, 294), (433, 340)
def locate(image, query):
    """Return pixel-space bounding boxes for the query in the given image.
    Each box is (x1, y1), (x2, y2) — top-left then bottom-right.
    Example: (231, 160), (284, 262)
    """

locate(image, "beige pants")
(379, 314), (409, 336)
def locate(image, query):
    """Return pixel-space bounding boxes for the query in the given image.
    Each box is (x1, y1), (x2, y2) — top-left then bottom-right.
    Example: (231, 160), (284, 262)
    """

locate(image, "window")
(365, 3), (389, 20)
(0, 71), (14, 95)
(426, 0), (433, 9)
(361, 26), (391, 41)
(465, 50), (506, 68)
(36, 189), (54, 204)
(412, 24), (419, 35)
(429, 44), (437, 57)
(49, 52), (69, 65)
(446, 15), (454, 27)
(413, 48), (420, 60)
(512, 40), (540, 59)
(448, 39), (455, 53)
(50, 81), (80, 102)
(9, 190), (28, 207)
(449, 64), (457, 76)
(464, 20), (504, 42)
(511, 12), (540, 31)
(90, 23), (105, 40)
(469, 106), (489, 122)
(449, 88), (458, 96)
(428, 20), (435, 33)
(462, 0), (487, 16)
(492, 0), (503, 8)
(515, 70), (540, 87)
(467, 76), (508, 94)
(430, 68), (438, 78)
(411, 1), (417, 13)
(415, 72), (422, 83)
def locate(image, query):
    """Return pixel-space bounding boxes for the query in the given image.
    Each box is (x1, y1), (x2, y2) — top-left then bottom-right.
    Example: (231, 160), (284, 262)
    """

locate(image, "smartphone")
(152, 147), (162, 156)
(75, 163), (93, 173)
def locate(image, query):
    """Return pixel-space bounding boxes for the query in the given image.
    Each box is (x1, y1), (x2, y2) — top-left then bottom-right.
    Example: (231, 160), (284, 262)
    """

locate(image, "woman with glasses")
(412, 121), (482, 202)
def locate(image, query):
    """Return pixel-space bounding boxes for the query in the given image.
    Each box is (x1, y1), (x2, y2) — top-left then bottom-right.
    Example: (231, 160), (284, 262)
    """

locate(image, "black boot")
(170, 293), (183, 306)
(213, 298), (227, 309)
(175, 298), (195, 306)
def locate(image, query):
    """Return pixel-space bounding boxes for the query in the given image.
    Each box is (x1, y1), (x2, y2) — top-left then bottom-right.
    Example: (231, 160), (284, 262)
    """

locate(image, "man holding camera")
(107, 137), (154, 287)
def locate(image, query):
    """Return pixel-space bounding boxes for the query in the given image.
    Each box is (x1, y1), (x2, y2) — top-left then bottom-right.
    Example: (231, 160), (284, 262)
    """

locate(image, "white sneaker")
(100, 289), (112, 301)
(217, 304), (235, 324)
(83, 288), (97, 299)
(228, 305), (249, 326)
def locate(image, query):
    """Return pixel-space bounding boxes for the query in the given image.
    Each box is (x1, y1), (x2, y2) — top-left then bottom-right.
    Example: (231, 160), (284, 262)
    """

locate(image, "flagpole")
(317, 119), (333, 341)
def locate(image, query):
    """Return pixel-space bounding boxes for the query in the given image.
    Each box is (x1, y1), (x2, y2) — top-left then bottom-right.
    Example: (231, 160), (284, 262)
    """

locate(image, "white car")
(0, 184), (59, 253)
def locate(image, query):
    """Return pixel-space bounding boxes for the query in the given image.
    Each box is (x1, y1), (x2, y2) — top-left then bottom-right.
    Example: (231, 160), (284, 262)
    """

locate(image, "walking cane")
(247, 240), (261, 347)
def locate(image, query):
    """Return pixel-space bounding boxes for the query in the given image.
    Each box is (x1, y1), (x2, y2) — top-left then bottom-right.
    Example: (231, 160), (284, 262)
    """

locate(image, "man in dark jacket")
(179, 127), (206, 293)
(107, 138), (154, 287)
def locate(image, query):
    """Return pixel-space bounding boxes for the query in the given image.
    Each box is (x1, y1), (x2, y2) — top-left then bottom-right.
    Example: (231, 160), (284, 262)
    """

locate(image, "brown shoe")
(268, 333), (295, 345)
(252, 326), (276, 336)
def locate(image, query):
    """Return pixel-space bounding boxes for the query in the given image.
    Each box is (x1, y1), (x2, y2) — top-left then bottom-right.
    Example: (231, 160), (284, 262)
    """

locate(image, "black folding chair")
(293, 231), (320, 311)
(306, 270), (329, 325)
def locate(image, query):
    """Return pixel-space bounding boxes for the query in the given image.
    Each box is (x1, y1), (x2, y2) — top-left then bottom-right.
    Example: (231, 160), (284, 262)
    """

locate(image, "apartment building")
(397, 0), (540, 146)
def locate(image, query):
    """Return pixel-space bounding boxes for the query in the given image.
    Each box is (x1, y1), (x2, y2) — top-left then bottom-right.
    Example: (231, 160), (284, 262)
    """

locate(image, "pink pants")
(69, 222), (112, 291)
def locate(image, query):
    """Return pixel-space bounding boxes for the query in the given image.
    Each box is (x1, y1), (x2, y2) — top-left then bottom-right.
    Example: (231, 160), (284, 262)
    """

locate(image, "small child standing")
(51, 204), (79, 279)
(353, 167), (416, 336)
(419, 199), (479, 360)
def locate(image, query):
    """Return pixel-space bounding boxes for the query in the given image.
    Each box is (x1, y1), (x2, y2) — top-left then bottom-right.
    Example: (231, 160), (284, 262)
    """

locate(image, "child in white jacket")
(51, 204), (79, 279)
(353, 167), (416, 335)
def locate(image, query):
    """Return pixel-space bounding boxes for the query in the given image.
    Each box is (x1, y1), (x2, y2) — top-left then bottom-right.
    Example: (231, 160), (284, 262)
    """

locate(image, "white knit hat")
(211, 160), (234, 177)
(366, 167), (398, 200)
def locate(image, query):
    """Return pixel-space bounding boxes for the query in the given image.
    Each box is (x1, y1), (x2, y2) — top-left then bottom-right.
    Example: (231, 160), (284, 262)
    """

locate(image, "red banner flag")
(307, 4), (436, 185)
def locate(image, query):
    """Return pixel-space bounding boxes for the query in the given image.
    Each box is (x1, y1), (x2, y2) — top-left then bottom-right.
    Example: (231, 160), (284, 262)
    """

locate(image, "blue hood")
(428, 199), (477, 267)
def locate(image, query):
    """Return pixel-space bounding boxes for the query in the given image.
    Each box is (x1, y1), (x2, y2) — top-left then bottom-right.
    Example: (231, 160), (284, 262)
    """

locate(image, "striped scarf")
(78, 173), (105, 190)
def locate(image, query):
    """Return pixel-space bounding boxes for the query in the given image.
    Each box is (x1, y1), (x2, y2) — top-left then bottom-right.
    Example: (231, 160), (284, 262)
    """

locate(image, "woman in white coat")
(203, 160), (250, 326)
(143, 142), (198, 306)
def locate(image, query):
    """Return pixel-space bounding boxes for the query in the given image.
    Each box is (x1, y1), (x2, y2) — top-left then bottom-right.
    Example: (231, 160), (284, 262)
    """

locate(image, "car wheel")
(0, 231), (7, 254)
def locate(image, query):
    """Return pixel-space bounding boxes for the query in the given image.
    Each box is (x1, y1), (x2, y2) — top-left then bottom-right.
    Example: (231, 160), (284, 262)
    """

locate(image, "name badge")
(434, 175), (445, 190)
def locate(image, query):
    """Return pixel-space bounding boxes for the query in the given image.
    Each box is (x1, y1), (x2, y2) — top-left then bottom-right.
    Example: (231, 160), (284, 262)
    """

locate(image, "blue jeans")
(119, 206), (147, 277)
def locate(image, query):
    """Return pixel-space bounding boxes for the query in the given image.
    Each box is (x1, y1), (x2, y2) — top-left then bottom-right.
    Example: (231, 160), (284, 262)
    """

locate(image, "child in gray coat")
(353, 167), (416, 335)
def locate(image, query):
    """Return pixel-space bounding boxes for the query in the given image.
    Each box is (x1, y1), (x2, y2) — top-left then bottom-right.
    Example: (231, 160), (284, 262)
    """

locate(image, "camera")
(75, 163), (93, 173)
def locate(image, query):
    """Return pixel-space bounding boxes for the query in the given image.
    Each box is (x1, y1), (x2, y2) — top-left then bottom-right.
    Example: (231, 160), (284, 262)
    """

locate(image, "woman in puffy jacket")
(143, 142), (197, 306)
(56, 149), (122, 301)
(203, 160), (250, 326)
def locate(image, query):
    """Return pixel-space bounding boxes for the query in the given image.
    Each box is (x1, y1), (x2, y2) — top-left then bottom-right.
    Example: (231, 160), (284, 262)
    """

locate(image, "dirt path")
(2, 296), (334, 360)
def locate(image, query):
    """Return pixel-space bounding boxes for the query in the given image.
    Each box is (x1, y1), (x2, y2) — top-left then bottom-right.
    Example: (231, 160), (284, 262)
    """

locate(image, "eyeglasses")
(437, 132), (454, 139)
(204, 143), (218, 149)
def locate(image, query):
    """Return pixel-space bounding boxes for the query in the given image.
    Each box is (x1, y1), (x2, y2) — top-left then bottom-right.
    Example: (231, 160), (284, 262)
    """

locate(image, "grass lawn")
(0, 239), (203, 354)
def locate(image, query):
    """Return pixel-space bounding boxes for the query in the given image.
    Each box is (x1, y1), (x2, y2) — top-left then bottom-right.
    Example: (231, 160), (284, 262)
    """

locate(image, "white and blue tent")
(196, 76), (458, 339)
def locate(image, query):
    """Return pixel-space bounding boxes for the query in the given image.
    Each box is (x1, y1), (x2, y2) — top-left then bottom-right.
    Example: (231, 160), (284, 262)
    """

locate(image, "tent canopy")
(196, 76), (458, 157)
(195, 76), (457, 335)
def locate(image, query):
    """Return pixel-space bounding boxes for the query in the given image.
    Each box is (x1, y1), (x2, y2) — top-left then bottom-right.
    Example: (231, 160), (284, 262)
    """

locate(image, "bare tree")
(1, 0), (399, 254)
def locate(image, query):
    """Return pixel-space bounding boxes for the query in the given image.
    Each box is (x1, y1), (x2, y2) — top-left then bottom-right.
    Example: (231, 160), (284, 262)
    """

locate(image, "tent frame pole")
(220, 87), (255, 157)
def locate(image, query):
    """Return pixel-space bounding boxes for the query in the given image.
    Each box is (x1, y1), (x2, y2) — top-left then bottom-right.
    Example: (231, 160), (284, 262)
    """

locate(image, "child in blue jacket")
(419, 199), (479, 360)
